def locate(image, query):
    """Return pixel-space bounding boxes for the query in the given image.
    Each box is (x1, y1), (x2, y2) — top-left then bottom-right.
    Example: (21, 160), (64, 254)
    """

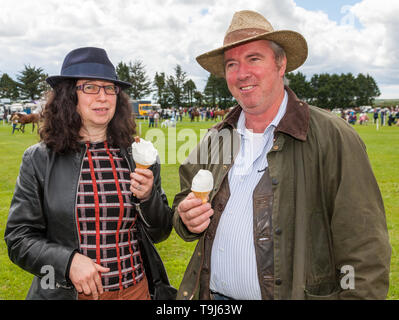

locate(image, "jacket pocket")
(308, 211), (334, 279)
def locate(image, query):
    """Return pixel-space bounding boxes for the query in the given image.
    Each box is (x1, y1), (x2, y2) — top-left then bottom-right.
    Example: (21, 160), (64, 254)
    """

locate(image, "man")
(172, 10), (391, 300)
(148, 109), (155, 127)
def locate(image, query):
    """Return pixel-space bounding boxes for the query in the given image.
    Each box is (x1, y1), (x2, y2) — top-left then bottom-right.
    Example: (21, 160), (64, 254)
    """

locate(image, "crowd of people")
(145, 106), (230, 127)
(340, 107), (399, 126)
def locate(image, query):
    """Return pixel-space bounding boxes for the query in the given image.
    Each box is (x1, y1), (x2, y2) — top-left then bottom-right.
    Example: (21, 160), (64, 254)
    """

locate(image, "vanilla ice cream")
(191, 169), (214, 203)
(131, 137), (158, 168)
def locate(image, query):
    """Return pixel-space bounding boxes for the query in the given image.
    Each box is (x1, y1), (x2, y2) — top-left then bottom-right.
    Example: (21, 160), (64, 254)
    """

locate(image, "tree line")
(0, 65), (49, 101)
(1, 62), (380, 110)
(286, 72), (380, 109)
(115, 60), (234, 109)
(0, 61), (233, 109)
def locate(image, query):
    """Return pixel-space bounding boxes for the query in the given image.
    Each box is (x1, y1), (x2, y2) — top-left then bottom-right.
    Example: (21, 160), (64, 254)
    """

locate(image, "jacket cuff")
(64, 250), (79, 286)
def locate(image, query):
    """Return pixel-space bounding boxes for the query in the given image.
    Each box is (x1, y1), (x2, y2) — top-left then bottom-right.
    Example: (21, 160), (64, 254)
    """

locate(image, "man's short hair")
(269, 41), (286, 70)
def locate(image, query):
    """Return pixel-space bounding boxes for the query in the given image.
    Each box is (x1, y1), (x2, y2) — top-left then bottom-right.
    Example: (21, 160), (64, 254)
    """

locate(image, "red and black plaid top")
(76, 141), (145, 291)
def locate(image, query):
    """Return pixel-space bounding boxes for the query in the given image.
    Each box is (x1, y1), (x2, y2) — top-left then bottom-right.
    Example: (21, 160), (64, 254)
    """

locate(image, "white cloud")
(0, 0), (398, 98)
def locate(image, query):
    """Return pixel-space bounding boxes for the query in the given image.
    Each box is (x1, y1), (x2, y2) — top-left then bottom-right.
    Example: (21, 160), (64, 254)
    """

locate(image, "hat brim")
(46, 75), (132, 90)
(196, 30), (308, 78)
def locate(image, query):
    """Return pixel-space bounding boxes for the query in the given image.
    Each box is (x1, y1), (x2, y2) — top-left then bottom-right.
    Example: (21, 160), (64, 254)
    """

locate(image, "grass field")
(0, 116), (398, 300)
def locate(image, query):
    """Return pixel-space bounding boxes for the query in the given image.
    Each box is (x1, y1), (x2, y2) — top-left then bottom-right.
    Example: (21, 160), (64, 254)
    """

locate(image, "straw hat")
(196, 10), (308, 78)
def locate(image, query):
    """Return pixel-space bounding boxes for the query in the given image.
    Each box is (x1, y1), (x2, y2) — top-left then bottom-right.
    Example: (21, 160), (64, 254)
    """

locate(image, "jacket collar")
(213, 86), (309, 141)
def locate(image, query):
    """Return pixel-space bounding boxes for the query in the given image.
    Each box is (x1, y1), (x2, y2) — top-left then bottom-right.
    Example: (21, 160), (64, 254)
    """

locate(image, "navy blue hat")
(46, 47), (131, 89)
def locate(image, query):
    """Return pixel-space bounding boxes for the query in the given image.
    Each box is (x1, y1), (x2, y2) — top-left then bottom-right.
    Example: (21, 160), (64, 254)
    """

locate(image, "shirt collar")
(236, 90), (288, 137)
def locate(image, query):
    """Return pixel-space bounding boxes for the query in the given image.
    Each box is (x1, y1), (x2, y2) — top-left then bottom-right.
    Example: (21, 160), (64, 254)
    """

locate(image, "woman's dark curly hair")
(39, 79), (136, 154)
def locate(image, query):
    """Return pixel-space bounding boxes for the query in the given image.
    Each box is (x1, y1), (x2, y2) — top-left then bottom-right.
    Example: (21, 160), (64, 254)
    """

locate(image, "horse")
(190, 109), (200, 122)
(213, 109), (226, 121)
(10, 113), (41, 133)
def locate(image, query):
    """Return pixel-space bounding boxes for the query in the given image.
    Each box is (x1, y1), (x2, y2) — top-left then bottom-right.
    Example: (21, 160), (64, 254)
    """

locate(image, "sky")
(0, 0), (399, 100)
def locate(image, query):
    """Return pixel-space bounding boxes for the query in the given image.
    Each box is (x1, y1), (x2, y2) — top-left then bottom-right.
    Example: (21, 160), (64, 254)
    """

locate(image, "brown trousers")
(78, 275), (151, 300)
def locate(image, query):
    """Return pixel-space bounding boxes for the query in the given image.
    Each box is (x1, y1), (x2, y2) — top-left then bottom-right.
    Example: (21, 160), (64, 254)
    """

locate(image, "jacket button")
(272, 178), (278, 185)
(275, 279), (282, 286)
(273, 145), (279, 150)
(183, 291), (188, 297)
(275, 227), (282, 235)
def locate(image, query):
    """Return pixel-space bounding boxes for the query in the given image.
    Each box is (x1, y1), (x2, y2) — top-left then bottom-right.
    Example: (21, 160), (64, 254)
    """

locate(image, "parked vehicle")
(131, 100), (153, 119)
(10, 103), (24, 113)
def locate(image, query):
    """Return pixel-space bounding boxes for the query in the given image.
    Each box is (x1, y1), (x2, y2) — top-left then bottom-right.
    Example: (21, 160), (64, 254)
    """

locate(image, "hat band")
(62, 62), (117, 80)
(223, 28), (272, 46)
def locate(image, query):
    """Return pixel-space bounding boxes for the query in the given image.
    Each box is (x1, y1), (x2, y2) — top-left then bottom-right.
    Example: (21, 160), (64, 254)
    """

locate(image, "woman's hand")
(130, 168), (154, 201)
(69, 253), (110, 300)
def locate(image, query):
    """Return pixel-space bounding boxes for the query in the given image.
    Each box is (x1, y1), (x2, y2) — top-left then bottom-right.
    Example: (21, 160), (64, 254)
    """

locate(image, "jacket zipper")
(189, 157), (236, 300)
(122, 150), (151, 228)
(72, 144), (87, 300)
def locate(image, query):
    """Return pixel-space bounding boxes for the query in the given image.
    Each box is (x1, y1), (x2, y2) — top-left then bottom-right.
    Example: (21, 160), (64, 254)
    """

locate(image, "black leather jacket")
(4, 142), (176, 300)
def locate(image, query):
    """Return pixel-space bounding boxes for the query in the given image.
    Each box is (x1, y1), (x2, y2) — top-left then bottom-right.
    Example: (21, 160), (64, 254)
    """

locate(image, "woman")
(4, 47), (176, 300)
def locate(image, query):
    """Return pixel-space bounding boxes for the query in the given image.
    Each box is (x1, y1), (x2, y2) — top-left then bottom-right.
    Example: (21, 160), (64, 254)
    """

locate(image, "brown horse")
(11, 113), (41, 133)
(190, 109), (200, 122)
(213, 109), (225, 121)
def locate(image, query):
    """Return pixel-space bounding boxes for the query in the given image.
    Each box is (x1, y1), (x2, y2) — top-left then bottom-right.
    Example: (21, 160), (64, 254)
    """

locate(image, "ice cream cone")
(132, 136), (158, 170)
(192, 190), (210, 204)
(135, 163), (151, 169)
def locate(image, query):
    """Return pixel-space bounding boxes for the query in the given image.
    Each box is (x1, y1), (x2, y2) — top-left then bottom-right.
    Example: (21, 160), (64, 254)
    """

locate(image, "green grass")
(0, 117), (398, 299)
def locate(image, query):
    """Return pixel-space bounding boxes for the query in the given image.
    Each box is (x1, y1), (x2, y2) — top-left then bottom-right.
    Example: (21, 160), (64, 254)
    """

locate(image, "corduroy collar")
(213, 86), (309, 141)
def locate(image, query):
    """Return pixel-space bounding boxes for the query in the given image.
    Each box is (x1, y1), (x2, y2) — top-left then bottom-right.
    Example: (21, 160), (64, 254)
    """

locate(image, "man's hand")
(177, 192), (214, 234)
(69, 253), (110, 300)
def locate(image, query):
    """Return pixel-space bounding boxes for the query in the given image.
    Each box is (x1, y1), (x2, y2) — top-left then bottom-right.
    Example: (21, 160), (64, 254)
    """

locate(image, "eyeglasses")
(76, 83), (120, 95)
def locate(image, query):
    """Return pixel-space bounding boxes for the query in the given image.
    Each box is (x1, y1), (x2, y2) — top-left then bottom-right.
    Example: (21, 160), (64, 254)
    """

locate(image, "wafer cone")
(135, 163), (151, 169)
(192, 190), (210, 204)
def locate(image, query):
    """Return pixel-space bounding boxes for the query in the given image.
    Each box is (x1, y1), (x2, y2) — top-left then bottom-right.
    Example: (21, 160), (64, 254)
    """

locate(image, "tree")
(116, 60), (152, 99)
(116, 62), (130, 83)
(194, 90), (204, 105)
(183, 79), (196, 107)
(203, 74), (233, 108)
(167, 65), (187, 107)
(334, 73), (357, 109)
(0, 73), (19, 99)
(153, 72), (169, 108)
(129, 60), (152, 99)
(310, 73), (333, 109)
(204, 74), (218, 107)
(17, 65), (47, 100)
(286, 72), (312, 101)
(216, 77), (234, 108)
(355, 73), (380, 106)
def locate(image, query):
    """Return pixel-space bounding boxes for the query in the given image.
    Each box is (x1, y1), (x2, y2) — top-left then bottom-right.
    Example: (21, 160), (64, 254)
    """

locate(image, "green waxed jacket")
(172, 87), (391, 300)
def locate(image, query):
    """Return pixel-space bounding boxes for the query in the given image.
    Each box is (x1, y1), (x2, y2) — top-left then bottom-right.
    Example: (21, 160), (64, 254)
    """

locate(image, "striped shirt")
(76, 141), (145, 292)
(210, 90), (288, 300)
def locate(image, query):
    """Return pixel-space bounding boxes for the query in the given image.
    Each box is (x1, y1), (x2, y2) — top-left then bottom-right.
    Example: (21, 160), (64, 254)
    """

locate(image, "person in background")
(154, 109), (160, 127)
(148, 109), (155, 128)
(5, 47), (176, 300)
(11, 112), (20, 134)
(173, 10), (390, 300)
(373, 109), (379, 124)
